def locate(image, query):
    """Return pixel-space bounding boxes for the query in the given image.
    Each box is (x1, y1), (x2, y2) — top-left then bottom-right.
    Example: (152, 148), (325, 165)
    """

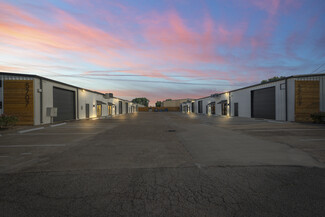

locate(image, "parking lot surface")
(0, 113), (324, 217)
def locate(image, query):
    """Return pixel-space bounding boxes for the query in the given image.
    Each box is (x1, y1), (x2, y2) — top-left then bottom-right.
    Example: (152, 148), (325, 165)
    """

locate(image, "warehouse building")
(181, 100), (195, 113)
(162, 98), (193, 108)
(0, 72), (139, 125)
(192, 73), (325, 122)
(194, 96), (216, 115)
(211, 93), (229, 116)
(229, 74), (325, 121)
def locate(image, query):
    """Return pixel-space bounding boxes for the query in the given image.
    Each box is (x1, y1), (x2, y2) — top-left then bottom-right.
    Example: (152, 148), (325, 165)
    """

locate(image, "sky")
(0, 0), (325, 105)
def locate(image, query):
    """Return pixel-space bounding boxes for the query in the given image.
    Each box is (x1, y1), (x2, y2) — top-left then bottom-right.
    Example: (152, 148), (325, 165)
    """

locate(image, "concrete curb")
(50, 123), (67, 127)
(18, 127), (45, 134)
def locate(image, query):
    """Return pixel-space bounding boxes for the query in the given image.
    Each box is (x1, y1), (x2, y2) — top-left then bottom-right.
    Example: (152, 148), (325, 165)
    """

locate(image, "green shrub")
(310, 112), (325, 124)
(0, 114), (19, 128)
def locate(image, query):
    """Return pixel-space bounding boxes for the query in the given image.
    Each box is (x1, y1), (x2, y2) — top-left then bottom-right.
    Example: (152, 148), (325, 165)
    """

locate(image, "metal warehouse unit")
(189, 73), (324, 122)
(230, 79), (286, 121)
(213, 93), (229, 116)
(0, 72), (140, 125)
(181, 99), (195, 113)
(230, 74), (325, 121)
(194, 96), (216, 115)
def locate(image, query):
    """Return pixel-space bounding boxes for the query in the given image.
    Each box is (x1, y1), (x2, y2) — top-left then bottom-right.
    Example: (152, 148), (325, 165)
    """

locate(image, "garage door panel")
(53, 87), (75, 122)
(251, 87), (275, 119)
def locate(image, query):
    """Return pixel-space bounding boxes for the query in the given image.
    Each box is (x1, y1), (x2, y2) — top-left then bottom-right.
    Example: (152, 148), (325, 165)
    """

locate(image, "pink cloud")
(0, 3), (135, 59)
(141, 10), (247, 64)
(247, 0), (301, 16)
(0, 0), (312, 95)
(250, 0), (280, 15)
(0, 2), (251, 82)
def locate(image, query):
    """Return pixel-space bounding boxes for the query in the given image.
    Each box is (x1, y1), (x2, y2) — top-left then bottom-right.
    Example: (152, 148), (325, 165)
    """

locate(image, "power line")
(310, 63), (325, 74)
(43, 74), (247, 87)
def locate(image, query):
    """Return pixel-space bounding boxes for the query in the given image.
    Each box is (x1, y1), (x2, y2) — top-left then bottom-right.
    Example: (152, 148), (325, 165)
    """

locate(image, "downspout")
(40, 78), (43, 124)
(1, 75), (3, 114)
(76, 88), (79, 119)
(285, 78), (288, 121)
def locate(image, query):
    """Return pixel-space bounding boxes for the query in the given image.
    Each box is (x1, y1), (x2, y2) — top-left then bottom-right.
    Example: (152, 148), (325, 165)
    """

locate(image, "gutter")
(77, 88), (79, 119)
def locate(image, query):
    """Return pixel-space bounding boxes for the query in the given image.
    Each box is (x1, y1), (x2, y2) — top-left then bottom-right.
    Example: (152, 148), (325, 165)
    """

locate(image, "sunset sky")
(1, 0), (325, 105)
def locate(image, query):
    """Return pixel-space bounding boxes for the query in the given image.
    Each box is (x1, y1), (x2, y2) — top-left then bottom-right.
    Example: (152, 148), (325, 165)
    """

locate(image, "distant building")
(161, 98), (194, 108)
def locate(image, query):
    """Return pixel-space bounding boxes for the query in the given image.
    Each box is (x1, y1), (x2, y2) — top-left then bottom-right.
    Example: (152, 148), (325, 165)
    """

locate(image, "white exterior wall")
(214, 93), (229, 116)
(193, 97), (216, 115)
(78, 89), (108, 119)
(181, 102), (192, 112)
(122, 101), (126, 114)
(116, 99), (123, 115)
(230, 80), (286, 120)
(115, 99), (127, 115)
(194, 100), (199, 114)
(107, 98), (120, 115)
(201, 97), (215, 115)
(194, 98), (204, 114)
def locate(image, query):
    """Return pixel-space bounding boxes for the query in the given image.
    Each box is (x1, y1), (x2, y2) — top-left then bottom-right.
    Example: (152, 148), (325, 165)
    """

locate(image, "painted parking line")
(50, 126), (109, 129)
(249, 129), (325, 132)
(50, 122), (67, 127)
(267, 120), (286, 124)
(300, 139), (325, 141)
(0, 144), (66, 148)
(18, 127), (44, 134)
(9, 133), (98, 136)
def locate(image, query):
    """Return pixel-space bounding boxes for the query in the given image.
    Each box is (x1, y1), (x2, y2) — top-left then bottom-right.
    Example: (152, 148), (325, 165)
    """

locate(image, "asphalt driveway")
(0, 113), (324, 217)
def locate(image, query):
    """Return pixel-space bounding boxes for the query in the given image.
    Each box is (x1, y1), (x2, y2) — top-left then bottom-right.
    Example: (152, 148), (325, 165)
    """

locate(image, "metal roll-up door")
(251, 87), (275, 119)
(53, 87), (75, 122)
(119, 101), (122, 114)
(198, 101), (202, 113)
(234, 103), (238, 116)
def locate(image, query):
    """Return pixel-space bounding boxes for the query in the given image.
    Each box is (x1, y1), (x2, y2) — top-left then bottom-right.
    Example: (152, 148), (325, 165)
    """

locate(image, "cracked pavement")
(0, 113), (324, 217)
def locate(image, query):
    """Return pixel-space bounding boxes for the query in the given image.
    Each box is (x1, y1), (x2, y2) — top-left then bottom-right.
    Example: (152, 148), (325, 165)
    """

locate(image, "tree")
(165, 99), (172, 101)
(261, 76), (286, 84)
(132, 97), (149, 107)
(155, 101), (162, 107)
